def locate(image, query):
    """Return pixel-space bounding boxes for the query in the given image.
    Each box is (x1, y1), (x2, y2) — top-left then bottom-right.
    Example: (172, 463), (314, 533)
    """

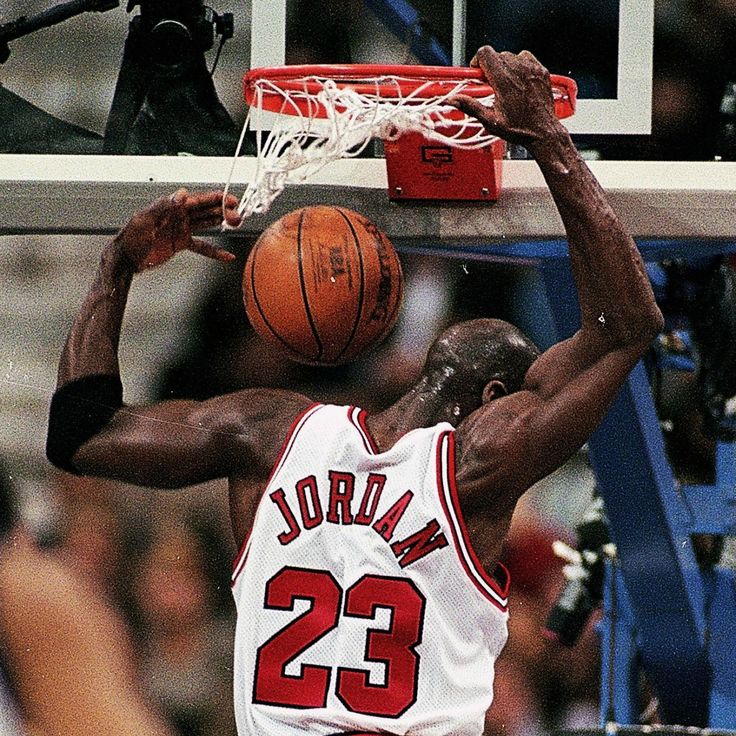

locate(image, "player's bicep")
(459, 338), (643, 502)
(517, 352), (632, 481)
(72, 399), (238, 487)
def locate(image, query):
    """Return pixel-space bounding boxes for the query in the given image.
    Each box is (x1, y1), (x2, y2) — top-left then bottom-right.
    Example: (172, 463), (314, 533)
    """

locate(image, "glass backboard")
(250, 0), (654, 135)
(0, 0), (652, 164)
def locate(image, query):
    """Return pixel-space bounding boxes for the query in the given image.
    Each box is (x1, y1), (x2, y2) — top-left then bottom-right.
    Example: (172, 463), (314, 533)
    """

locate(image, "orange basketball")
(243, 206), (404, 365)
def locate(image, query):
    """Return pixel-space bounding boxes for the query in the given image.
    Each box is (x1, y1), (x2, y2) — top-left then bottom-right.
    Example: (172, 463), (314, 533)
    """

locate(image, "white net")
(223, 73), (499, 226)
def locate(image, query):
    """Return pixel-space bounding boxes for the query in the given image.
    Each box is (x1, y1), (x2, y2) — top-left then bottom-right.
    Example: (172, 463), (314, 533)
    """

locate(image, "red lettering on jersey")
(354, 473), (386, 525)
(372, 490), (413, 541)
(391, 518), (448, 568)
(270, 489), (300, 545)
(327, 471), (355, 524)
(296, 475), (323, 529)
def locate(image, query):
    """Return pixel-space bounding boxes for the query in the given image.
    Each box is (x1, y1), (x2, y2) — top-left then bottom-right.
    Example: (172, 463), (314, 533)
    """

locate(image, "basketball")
(243, 206), (404, 365)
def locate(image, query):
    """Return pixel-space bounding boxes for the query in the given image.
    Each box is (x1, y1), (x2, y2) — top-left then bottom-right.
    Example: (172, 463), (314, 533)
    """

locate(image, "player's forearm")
(56, 238), (134, 388)
(48, 240), (134, 473)
(528, 128), (663, 346)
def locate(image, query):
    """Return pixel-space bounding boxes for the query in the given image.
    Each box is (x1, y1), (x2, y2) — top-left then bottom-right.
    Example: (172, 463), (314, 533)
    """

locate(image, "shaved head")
(421, 318), (540, 418)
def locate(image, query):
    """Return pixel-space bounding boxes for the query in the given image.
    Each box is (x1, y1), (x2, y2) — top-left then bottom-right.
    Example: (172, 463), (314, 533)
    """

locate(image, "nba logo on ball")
(243, 206), (404, 366)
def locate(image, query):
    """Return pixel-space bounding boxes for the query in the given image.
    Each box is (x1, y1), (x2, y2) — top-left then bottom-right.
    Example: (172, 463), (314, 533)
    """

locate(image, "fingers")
(189, 237), (236, 263)
(171, 188), (189, 205)
(448, 94), (501, 133)
(471, 45), (506, 85)
(222, 206), (242, 229)
(449, 94), (486, 115)
(470, 46), (547, 85)
(186, 192), (240, 259)
(166, 189), (240, 261)
(518, 49), (541, 65)
(220, 192), (242, 229)
(168, 189), (236, 213)
(172, 190), (240, 230)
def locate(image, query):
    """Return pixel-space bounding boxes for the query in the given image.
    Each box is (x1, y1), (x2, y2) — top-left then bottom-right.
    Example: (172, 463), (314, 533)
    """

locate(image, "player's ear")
(482, 379), (508, 403)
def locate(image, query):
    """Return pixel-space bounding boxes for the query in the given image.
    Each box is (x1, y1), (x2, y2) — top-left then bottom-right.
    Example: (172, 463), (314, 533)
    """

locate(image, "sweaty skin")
(49, 47), (663, 573)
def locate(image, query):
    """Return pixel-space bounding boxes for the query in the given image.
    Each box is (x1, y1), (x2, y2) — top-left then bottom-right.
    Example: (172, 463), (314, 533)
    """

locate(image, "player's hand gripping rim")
(449, 45), (561, 148)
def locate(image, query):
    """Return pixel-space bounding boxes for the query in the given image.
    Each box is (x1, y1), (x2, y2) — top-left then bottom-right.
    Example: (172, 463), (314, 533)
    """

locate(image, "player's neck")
(368, 380), (458, 451)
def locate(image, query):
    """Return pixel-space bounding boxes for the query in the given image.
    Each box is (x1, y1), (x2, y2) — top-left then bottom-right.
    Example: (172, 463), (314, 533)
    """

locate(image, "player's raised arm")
(451, 47), (663, 505)
(45, 190), (304, 487)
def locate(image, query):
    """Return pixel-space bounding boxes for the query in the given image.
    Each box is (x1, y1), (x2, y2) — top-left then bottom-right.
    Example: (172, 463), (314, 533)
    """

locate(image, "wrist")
(104, 235), (138, 278)
(525, 123), (576, 168)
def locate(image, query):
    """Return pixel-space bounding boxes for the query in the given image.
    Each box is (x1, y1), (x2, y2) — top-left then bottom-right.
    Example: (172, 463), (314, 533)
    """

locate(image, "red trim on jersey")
(230, 528), (253, 586)
(348, 406), (379, 454)
(436, 430), (510, 611)
(230, 402), (321, 584)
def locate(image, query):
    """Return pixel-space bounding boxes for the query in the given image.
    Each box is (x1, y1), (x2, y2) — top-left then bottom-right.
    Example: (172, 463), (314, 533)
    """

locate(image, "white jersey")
(231, 404), (509, 736)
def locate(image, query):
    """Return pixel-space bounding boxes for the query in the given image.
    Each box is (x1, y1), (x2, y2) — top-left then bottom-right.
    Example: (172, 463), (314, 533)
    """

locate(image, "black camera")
(126, 0), (233, 67)
(543, 495), (611, 647)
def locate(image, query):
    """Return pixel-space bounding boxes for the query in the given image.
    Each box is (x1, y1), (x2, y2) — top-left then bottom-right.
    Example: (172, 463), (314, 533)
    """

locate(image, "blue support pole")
(681, 443), (736, 533)
(587, 364), (710, 724)
(537, 259), (710, 726)
(707, 567), (736, 727)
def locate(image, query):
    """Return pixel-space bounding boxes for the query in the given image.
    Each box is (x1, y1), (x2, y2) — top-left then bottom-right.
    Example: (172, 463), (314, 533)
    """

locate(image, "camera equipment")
(715, 82), (736, 162)
(0, 0), (238, 155)
(124, 1), (233, 69)
(102, 0), (239, 155)
(0, 0), (119, 153)
(543, 495), (614, 647)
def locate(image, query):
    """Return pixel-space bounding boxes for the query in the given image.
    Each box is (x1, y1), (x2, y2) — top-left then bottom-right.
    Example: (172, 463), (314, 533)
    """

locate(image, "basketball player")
(46, 46), (663, 735)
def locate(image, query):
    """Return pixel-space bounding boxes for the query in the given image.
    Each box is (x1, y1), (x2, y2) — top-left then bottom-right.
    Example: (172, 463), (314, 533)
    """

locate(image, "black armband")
(46, 374), (123, 474)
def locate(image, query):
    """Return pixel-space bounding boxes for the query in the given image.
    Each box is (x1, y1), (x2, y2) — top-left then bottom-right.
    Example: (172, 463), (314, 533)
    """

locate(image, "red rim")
(243, 63), (577, 120)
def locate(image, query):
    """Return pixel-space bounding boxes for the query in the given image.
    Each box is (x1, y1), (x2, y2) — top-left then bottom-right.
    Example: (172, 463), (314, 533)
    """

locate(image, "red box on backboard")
(384, 133), (505, 202)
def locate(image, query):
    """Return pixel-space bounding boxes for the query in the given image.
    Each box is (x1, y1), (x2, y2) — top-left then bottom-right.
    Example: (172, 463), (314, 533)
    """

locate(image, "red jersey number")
(253, 567), (426, 718)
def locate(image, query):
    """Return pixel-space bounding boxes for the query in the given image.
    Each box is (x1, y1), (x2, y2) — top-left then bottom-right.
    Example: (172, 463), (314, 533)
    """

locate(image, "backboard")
(0, 0), (653, 157)
(0, 0), (655, 222)
(250, 0), (654, 135)
(3, 0), (731, 239)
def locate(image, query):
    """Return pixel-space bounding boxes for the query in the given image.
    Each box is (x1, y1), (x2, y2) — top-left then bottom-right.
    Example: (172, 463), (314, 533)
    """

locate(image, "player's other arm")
(453, 48), (663, 504)
(46, 190), (308, 487)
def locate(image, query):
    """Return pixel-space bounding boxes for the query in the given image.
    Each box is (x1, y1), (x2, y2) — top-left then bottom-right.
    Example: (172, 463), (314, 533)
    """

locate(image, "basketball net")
(224, 67), (576, 226)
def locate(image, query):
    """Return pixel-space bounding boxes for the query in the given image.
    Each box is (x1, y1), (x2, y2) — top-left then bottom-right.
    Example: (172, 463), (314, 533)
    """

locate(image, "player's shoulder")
(194, 388), (315, 463)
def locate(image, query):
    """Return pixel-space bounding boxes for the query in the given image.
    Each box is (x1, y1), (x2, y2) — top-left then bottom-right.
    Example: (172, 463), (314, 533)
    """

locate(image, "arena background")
(1, 1), (735, 735)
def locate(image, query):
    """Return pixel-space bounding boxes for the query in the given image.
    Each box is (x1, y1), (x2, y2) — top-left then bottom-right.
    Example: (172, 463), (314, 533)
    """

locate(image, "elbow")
(588, 304), (664, 356)
(617, 305), (664, 356)
(634, 303), (665, 346)
(650, 306), (665, 340)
